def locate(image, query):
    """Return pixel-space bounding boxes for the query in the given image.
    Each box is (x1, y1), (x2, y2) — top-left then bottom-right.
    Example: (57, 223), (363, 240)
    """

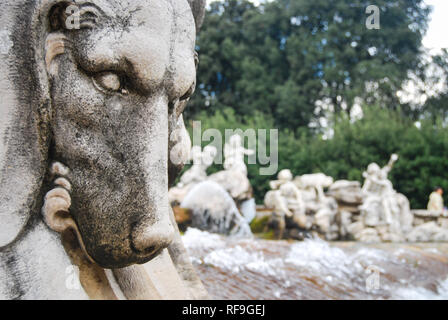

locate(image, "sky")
(423, 0), (448, 50)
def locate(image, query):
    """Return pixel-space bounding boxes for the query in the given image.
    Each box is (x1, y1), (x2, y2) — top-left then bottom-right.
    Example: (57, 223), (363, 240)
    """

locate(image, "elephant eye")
(92, 72), (128, 95)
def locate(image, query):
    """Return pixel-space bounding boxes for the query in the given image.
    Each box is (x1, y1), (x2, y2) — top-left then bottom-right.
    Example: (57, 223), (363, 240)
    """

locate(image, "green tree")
(188, 0), (431, 130)
(190, 106), (448, 209)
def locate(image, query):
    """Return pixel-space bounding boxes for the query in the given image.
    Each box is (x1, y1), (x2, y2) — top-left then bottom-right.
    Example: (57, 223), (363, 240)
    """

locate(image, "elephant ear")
(0, 1), (55, 247)
(188, 0), (206, 30)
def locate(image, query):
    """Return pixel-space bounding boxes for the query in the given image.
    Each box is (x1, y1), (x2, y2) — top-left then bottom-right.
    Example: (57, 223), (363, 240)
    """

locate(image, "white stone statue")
(209, 135), (254, 201)
(293, 172), (339, 239)
(223, 134), (255, 175)
(264, 170), (308, 230)
(294, 173), (334, 202)
(362, 154), (398, 197)
(361, 155), (398, 225)
(169, 145), (217, 205)
(178, 145), (217, 188)
(358, 154), (413, 242)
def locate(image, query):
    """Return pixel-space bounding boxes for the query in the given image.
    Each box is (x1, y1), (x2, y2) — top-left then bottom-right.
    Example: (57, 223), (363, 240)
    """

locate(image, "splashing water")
(181, 181), (253, 237)
(183, 228), (448, 300)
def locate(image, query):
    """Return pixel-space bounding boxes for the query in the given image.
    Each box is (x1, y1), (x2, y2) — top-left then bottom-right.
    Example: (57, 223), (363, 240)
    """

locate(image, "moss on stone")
(250, 214), (271, 233)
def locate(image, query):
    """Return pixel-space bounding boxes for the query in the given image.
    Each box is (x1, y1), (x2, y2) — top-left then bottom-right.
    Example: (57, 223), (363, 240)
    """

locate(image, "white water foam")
(393, 278), (448, 300)
(182, 228), (286, 278)
(183, 228), (448, 299)
(285, 238), (375, 279)
(182, 227), (226, 250)
(203, 245), (286, 277)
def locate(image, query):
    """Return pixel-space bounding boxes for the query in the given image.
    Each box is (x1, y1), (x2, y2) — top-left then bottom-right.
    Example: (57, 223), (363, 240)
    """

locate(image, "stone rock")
(181, 181), (252, 237)
(439, 218), (448, 229)
(338, 210), (353, 238)
(407, 222), (448, 242)
(355, 228), (381, 243)
(209, 169), (253, 201)
(380, 232), (405, 243)
(433, 230), (448, 242)
(412, 210), (443, 218)
(327, 180), (363, 205)
(347, 221), (365, 238)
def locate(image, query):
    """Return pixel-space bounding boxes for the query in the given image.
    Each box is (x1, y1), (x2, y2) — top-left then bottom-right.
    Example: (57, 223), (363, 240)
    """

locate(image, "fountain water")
(183, 228), (448, 300)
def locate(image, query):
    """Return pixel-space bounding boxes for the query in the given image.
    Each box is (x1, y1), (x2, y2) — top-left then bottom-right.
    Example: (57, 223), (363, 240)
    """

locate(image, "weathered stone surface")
(347, 221), (365, 237)
(261, 157), (447, 243)
(355, 228), (381, 243)
(413, 210), (444, 218)
(0, 0), (207, 300)
(327, 180), (363, 205)
(407, 222), (448, 243)
(209, 169), (253, 201)
(263, 170), (339, 240)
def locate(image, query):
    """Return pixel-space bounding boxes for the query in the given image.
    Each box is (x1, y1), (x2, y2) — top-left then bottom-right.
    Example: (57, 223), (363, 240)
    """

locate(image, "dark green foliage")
(183, 0), (446, 209)
(191, 107), (448, 209)
(188, 0), (430, 129)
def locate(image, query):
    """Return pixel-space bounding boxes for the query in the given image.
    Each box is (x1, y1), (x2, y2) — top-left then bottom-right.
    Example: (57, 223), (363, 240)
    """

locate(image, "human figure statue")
(265, 170), (308, 237)
(178, 145), (217, 188)
(209, 135), (254, 201)
(361, 154), (399, 225)
(294, 173), (338, 239)
(359, 154), (413, 241)
(224, 134), (255, 175)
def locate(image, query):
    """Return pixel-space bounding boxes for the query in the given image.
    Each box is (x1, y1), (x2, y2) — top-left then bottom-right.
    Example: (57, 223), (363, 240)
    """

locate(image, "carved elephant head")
(0, 0), (205, 269)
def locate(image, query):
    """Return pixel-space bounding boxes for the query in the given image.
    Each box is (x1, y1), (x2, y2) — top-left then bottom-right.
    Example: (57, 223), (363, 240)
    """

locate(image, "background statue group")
(263, 154), (448, 242)
(264, 170), (338, 240)
(169, 134), (254, 236)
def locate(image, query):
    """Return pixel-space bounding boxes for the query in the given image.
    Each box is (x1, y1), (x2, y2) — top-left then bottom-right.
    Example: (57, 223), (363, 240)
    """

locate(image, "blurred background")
(183, 0), (448, 209)
(174, 0), (448, 300)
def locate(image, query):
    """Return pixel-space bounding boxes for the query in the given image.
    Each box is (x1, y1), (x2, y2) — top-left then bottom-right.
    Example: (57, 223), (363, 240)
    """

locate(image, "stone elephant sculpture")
(0, 0), (208, 300)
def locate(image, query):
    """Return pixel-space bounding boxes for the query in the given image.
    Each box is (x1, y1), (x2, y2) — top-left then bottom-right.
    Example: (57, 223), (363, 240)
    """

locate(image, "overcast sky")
(423, 0), (448, 50)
